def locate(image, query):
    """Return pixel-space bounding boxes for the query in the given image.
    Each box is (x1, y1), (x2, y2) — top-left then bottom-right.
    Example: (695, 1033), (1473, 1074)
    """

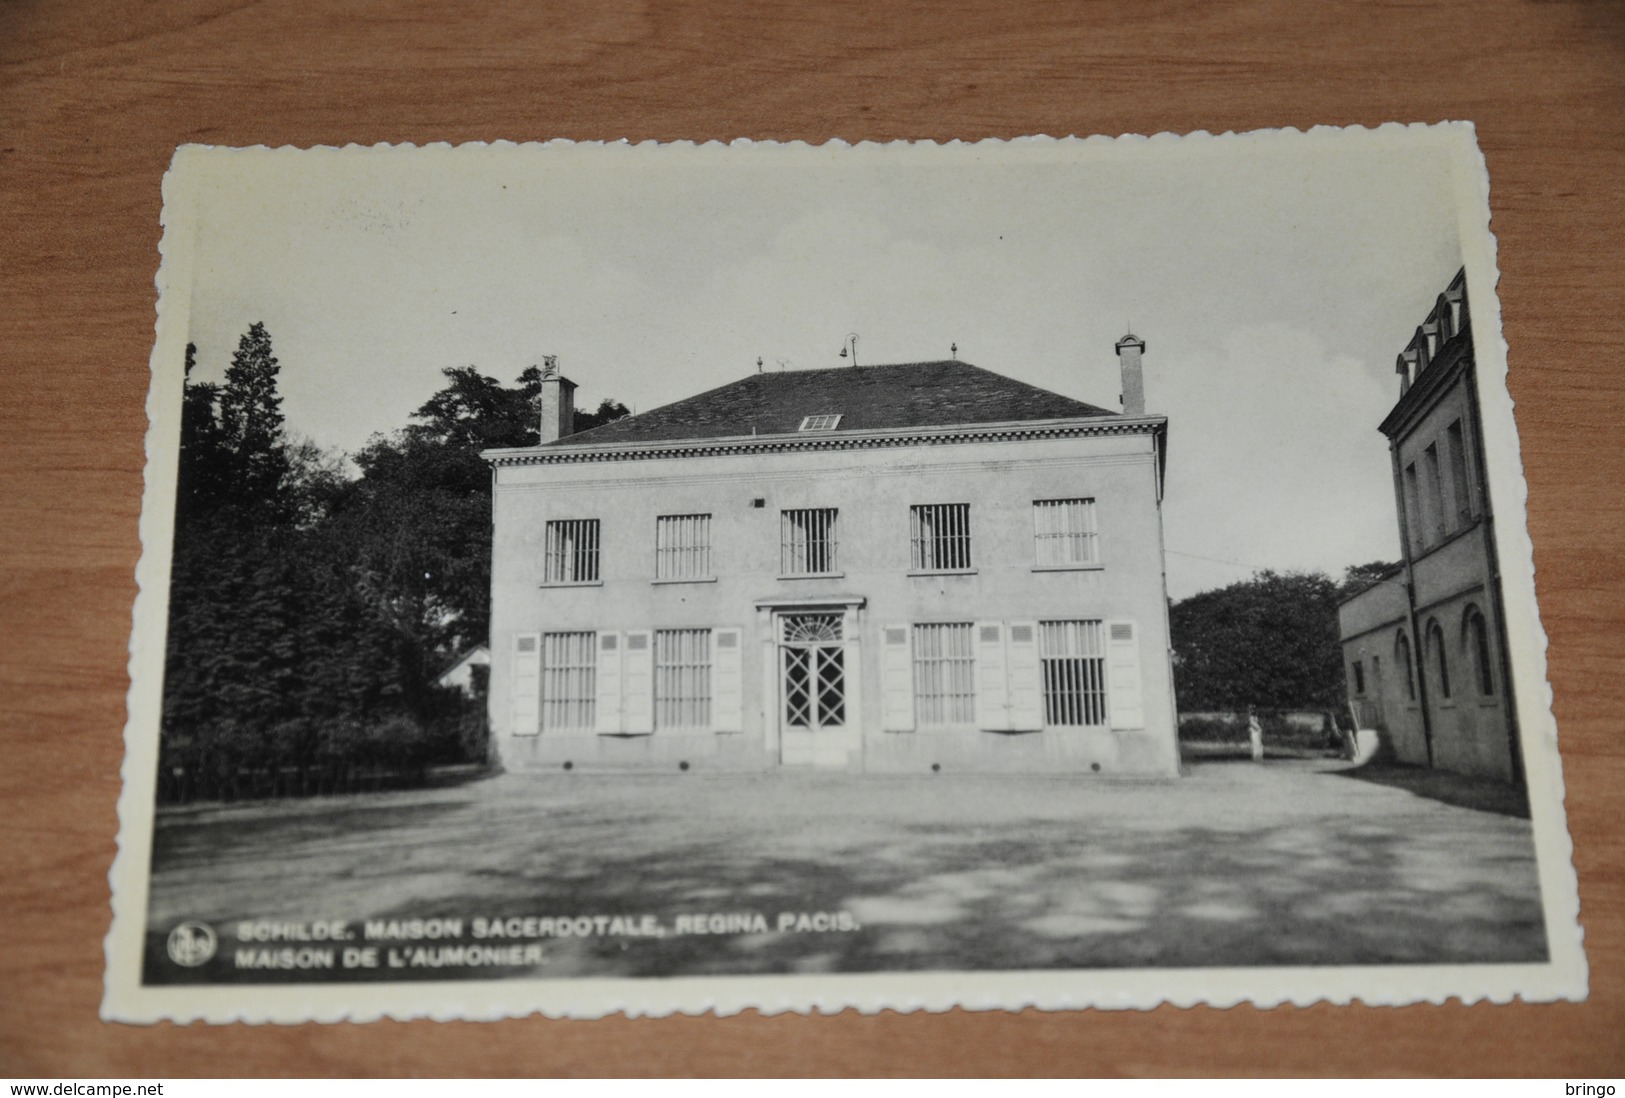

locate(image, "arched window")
(1435, 294), (1454, 342)
(1395, 630), (1416, 702)
(1427, 618), (1451, 700)
(1463, 605), (1494, 696)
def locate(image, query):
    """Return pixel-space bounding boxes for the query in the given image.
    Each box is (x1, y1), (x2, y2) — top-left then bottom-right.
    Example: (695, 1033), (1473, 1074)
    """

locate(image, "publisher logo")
(167, 921), (217, 966)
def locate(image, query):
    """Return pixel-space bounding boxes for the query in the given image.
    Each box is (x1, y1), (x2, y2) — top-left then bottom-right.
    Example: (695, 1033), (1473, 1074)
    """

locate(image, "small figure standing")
(1248, 707), (1264, 761)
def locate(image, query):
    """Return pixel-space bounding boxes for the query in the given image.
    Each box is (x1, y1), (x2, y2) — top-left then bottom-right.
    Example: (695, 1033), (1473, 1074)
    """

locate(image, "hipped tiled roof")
(559, 360), (1118, 445)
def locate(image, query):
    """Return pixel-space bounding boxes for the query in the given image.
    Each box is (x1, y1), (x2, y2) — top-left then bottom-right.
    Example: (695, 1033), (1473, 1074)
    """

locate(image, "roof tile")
(560, 360), (1117, 445)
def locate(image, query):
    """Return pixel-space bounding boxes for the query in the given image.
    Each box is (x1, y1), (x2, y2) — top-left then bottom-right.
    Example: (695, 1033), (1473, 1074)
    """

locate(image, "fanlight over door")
(778, 613), (848, 767)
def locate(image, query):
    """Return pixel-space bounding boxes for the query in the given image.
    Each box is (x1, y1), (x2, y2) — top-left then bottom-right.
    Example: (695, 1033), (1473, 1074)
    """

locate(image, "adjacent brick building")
(1338, 270), (1522, 782)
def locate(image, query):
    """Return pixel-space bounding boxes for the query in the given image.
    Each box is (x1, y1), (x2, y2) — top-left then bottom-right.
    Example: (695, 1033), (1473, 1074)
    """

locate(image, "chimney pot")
(538, 355), (577, 443)
(1115, 333), (1146, 416)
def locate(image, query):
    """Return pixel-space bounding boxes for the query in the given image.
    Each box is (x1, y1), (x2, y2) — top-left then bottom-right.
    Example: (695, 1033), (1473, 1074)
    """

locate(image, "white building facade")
(483, 349), (1179, 776)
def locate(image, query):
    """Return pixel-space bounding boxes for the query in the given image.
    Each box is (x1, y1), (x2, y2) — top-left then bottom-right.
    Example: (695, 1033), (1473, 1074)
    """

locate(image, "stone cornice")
(483, 415), (1167, 467)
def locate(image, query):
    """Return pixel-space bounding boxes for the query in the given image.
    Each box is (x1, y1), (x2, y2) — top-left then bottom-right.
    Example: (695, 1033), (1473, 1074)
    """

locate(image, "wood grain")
(2, 0), (1622, 1077)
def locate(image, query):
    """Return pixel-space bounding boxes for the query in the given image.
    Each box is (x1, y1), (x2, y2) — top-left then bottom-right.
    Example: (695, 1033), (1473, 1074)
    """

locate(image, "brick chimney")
(538, 355), (577, 443)
(1115, 333), (1146, 416)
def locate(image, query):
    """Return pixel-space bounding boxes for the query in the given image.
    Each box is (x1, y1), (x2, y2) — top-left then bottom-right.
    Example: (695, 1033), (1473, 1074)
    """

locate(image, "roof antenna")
(950, 342), (958, 360)
(839, 333), (859, 367)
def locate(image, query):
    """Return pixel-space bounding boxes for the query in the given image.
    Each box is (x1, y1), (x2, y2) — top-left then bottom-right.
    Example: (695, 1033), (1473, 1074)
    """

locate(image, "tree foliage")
(1169, 569), (1349, 712)
(342, 364), (560, 656)
(575, 397), (631, 433)
(159, 332), (623, 803)
(176, 342), (233, 518)
(1340, 559), (1404, 598)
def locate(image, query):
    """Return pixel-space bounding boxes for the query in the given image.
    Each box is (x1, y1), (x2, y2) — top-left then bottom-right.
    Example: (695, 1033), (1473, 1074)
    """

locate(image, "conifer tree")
(176, 342), (233, 520)
(217, 321), (289, 510)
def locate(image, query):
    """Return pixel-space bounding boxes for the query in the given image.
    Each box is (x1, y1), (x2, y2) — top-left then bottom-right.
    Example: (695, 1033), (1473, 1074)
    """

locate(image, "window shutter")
(623, 630), (655, 734)
(594, 632), (624, 734)
(975, 622), (1011, 731)
(1006, 621), (1044, 731)
(712, 628), (744, 732)
(1106, 620), (1146, 730)
(512, 633), (541, 736)
(881, 625), (915, 732)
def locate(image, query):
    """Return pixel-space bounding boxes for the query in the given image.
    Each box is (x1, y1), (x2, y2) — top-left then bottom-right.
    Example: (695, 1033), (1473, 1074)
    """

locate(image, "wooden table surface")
(3, 0), (1622, 1078)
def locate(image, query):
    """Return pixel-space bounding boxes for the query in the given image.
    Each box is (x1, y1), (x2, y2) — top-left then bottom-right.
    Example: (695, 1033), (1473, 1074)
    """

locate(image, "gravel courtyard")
(143, 759), (1548, 981)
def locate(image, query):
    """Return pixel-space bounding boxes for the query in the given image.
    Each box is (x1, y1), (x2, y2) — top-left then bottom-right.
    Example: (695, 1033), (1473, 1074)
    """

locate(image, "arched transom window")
(1426, 618), (1452, 700)
(1395, 629), (1416, 702)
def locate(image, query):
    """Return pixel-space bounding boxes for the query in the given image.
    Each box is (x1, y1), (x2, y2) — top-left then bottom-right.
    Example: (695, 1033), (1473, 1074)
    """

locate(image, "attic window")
(798, 414), (842, 432)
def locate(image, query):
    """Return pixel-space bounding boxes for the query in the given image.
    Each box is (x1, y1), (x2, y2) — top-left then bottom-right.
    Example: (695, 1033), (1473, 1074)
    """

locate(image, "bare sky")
(178, 131), (1469, 600)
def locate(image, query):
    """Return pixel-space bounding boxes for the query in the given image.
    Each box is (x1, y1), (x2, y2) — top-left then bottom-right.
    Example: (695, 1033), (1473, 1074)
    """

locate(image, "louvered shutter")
(712, 628), (744, 732)
(975, 621), (1011, 731)
(1106, 619), (1146, 730)
(594, 632), (623, 734)
(881, 625), (915, 732)
(623, 630), (655, 734)
(1006, 621), (1044, 731)
(512, 633), (541, 736)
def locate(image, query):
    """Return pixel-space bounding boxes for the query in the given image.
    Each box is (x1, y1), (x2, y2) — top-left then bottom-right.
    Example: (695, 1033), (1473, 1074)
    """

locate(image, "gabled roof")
(434, 643), (490, 681)
(558, 360), (1118, 446)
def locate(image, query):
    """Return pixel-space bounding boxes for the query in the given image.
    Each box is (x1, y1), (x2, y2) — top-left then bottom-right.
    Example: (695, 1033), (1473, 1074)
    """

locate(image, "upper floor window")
(910, 503), (972, 571)
(1408, 424), (1477, 555)
(781, 508), (838, 575)
(1351, 660), (1366, 695)
(656, 514), (712, 580)
(1422, 443), (1447, 545)
(544, 519), (600, 584)
(1446, 420), (1473, 527)
(1403, 463), (1423, 556)
(798, 414), (842, 431)
(1033, 498), (1099, 566)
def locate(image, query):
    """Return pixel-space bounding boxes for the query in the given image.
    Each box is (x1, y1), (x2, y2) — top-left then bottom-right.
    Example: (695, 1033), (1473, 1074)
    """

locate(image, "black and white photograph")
(104, 128), (1584, 1022)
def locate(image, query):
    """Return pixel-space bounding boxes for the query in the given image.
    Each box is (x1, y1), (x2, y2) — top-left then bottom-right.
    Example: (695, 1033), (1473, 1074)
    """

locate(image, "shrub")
(1179, 710), (1341, 750)
(1178, 714), (1247, 743)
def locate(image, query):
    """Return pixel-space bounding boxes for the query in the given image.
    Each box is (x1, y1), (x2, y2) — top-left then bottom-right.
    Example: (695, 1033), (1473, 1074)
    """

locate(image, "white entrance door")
(779, 612), (848, 767)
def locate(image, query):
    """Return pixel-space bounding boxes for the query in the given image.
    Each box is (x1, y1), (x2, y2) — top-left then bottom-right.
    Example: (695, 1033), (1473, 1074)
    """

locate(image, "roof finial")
(950, 342), (958, 360)
(757, 356), (764, 373)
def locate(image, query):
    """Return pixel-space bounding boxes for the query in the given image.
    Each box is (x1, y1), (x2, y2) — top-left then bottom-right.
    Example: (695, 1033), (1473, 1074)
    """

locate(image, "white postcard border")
(103, 124), (1587, 1024)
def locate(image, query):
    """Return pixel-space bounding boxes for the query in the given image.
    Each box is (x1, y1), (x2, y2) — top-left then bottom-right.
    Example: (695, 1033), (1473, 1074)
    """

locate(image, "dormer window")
(798, 414), (842, 431)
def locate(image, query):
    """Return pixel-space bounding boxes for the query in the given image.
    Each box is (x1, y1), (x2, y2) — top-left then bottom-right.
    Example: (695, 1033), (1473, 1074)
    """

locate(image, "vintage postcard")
(105, 126), (1586, 1023)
